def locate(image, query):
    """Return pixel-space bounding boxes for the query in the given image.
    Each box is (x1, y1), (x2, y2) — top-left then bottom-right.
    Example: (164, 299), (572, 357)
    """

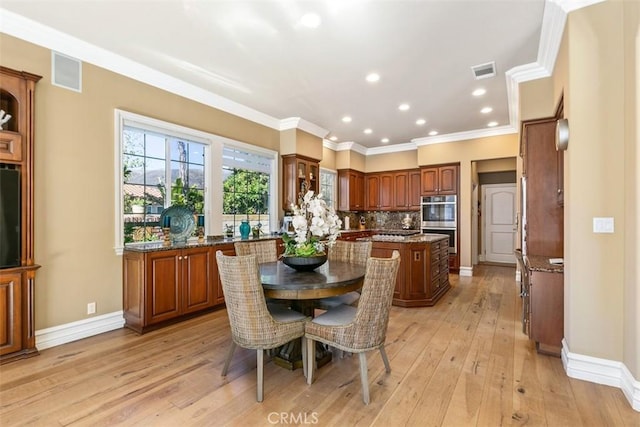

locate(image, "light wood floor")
(1, 265), (638, 426)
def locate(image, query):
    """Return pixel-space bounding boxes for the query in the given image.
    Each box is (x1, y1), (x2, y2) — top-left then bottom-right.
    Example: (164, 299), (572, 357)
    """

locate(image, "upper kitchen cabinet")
(408, 169), (422, 210)
(421, 164), (459, 195)
(337, 169), (365, 211)
(282, 154), (319, 211)
(365, 173), (393, 210)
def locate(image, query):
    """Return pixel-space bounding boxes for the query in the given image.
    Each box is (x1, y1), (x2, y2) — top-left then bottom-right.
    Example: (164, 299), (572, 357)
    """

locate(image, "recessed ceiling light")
(342, 116), (352, 123)
(364, 128), (373, 134)
(428, 130), (438, 136)
(398, 103), (410, 111)
(416, 118), (426, 125)
(487, 121), (498, 127)
(381, 138), (389, 143)
(299, 13), (321, 28)
(329, 136), (338, 141)
(472, 88), (486, 96)
(480, 107), (493, 114)
(366, 73), (380, 83)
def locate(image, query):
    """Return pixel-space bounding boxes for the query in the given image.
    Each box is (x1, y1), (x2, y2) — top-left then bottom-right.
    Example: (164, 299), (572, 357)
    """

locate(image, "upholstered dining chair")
(216, 251), (309, 402)
(305, 250), (401, 405)
(315, 240), (372, 310)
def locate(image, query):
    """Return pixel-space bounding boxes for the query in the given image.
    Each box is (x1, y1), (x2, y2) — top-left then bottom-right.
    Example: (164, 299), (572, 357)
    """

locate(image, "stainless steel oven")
(422, 227), (457, 254)
(421, 195), (457, 228)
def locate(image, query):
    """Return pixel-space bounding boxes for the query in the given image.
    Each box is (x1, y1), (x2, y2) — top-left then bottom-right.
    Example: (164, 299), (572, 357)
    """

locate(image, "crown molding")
(279, 117), (328, 139)
(366, 141), (417, 156)
(413, 125), (517, 146)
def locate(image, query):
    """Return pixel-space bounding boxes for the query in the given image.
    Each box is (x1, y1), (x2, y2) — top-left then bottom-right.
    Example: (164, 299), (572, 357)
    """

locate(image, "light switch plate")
(593, 217), (614, 233)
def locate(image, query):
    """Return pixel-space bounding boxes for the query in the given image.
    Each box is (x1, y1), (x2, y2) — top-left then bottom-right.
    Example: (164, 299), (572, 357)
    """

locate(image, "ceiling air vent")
(471, 61), (496, 80)
(52, 51), (82, 92)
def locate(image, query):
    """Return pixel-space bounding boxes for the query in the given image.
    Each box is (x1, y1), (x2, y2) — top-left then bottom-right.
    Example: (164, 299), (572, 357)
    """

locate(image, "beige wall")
(366, 150), (419, 172)
(0, 34), (280, 329)
(335, 149), (366, 171)
(319, 145), (336, 170)
(537, 0), (637, 378)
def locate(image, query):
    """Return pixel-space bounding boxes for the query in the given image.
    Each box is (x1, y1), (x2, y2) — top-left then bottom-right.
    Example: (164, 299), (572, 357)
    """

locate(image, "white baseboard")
(562, 338), (640, 412)
(35, 311), (125, 350)
(459, 266), (473, 277)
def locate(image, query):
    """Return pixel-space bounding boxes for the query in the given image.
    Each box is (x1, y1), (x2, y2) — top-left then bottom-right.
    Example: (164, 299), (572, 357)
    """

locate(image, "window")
(320, 168), (337, 209)
(115, 110), (277, 254)
(121, 126), (206, 244)
(222, 146), (273, 237)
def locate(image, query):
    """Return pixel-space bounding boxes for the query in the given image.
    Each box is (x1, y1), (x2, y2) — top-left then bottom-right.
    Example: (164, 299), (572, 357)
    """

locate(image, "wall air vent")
(471, 61), (496, 80)
(52, 51), (82, 92)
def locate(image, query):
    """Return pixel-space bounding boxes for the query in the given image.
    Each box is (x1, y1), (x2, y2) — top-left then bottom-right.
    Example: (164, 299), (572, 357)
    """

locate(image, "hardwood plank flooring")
(1, 265), (638, 426)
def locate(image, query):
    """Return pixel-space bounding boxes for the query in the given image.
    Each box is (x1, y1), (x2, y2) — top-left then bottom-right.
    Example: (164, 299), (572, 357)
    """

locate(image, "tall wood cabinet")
(0, 67), (41, 364)
(520, 117), (563, 257)
(282, 154), (319, 211)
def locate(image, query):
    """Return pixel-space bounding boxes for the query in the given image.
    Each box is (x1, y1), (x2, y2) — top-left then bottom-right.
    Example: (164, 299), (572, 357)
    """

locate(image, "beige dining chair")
(216, 251), (309, 402)
(315, 240), (372, 310)
(305, 250), (401, 405)
(234, 239), (278, 263)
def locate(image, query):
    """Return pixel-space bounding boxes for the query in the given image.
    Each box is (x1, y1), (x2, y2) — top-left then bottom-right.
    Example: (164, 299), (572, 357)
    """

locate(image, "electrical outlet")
(87, 302), (96, 315)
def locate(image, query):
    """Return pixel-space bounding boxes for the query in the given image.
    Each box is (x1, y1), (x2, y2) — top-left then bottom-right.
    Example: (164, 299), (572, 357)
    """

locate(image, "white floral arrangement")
(282, 191), (342, 257)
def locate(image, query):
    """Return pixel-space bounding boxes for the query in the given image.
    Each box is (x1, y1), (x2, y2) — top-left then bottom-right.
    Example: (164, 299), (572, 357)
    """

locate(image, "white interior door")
(483, 184), (517, 263)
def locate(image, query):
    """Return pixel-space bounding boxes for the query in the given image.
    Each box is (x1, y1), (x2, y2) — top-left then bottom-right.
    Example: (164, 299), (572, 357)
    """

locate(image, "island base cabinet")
(529, 270), (564, 356)
(371, 238), (450, 307)
(123, 246), (225, 334)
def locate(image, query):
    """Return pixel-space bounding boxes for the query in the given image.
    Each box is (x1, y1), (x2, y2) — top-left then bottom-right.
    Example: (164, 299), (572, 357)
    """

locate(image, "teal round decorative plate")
(160, 205), (195, 243)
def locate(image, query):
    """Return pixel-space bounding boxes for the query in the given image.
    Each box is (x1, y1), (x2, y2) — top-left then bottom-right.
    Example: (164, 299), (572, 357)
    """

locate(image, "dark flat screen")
(0, 168), (21, 268)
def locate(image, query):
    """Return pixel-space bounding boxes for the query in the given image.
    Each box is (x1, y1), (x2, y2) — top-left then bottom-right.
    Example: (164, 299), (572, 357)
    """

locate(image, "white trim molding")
(562, 339), (640, 412)
(35, 311), (125, 351)
(459, 266), (473, 277)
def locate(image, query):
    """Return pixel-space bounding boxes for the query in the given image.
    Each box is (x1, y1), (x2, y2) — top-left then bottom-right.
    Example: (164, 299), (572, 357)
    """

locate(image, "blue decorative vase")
(239, 220), (251, 240)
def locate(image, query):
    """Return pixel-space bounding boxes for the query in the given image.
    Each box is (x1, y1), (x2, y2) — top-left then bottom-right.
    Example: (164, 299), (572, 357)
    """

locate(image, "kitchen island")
(362, 233), (450, 307)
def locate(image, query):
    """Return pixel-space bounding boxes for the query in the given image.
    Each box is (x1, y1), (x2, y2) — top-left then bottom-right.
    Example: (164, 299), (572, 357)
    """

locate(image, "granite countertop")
(525, 254), (564, 273)
(360, 233), (448, 244)
(123, 235), (280, 253)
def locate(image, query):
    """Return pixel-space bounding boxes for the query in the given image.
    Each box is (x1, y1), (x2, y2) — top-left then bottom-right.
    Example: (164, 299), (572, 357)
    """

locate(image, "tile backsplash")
(337, 211), (420, 230)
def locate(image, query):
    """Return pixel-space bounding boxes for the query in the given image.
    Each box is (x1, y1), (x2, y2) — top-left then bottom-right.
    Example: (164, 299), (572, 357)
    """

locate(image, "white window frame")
(320, 167), (338, 209)
(114, 109), (278, 255)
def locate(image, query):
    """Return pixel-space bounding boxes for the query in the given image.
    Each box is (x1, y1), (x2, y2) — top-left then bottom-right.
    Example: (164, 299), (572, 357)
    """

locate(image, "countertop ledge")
(525, 254), (564, 273)
(123, 235), (280, 253)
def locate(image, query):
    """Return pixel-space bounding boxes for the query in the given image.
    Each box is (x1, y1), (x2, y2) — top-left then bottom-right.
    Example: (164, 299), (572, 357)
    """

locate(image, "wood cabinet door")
(407, 247), (428, 299)
(365, 174), (380, 210)
(393, 172), (409, 209)
(352, 172), (365, 210)
(213, 244), (236, 305)
(529, 271), (564, 352)
(181, 247), (214, 314)
(408, 170), (422, 210)
(438, 165), (458, 195)
(421, 167), (438, 195)
(0, 272), (22, 355)
(379, 173), (394, 210)
(146, 250), (181, 324)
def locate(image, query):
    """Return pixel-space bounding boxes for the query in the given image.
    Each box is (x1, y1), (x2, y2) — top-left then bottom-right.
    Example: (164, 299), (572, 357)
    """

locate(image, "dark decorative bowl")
(282, 254), (327, 272)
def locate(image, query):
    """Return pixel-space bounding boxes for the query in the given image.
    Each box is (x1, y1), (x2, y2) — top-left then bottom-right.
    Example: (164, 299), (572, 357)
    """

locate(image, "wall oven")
(422, 228), (457, 254)
(421, 195), (457, 228)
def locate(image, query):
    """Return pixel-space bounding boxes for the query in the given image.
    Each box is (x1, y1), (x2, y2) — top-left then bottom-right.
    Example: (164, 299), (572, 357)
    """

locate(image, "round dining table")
(260, 260), (366, 301)
(259, 259), (366, 370)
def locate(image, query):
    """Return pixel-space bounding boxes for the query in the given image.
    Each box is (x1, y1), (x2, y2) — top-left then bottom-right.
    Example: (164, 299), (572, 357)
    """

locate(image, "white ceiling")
(2, 1), (569, 151)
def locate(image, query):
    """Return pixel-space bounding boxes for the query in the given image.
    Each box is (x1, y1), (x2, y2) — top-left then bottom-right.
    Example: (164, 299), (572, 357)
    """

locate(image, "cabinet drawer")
(0, 132), (22, 162)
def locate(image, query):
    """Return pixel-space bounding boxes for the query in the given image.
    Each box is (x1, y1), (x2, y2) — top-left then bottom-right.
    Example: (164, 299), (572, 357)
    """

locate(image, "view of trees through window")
(222, 168), (270, 237)
(123, 126), (205, 243)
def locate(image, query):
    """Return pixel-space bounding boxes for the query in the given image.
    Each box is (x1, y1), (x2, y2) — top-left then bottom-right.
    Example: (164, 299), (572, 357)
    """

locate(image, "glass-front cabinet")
(282, 154), (319, 211)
